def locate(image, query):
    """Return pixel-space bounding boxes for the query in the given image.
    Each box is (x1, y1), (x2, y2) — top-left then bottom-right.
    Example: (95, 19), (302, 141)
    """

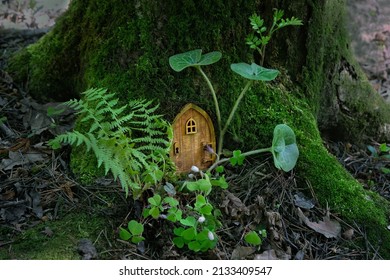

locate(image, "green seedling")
(244, 229), (267, 246)
(119, 220), (145, 244)
(246, 9), (303, 65)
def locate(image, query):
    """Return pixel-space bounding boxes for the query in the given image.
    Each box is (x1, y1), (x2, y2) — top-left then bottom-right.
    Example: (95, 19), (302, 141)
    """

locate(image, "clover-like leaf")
(148, 194), (161, 206)
(173, 236), (185, 248)
(182, 227), (197, 241)
(180, 216), (197, 227)
(131, 236), (145, 244)
(230, 62), (279, 81)
(244, 231), (262, 246)
(169, 49), (222, 72)
(271, 124), (299, 172)
(149, 207), (160, 219)
(119, 227), (131, 241)
(230, 150), (245, 166)
(197, 178), (212, 193)
(128, 220), (144, 236)
(188, 241), (201, 252)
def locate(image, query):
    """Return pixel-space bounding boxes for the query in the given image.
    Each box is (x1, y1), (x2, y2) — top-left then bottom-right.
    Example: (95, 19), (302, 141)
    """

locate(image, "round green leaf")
(173, 236), (185, 248)
(119, 227), (131, 241)
(210, 177), (229, 189)
(149, 206), (160, 219)
(215, 165), (224, 173)
(131, 236), (145, 244)
(169, 49), (202, 72)
(164, 196), (179, 207)
(197, 179), (212, 193)
(200, 204), (213, 215)
(169, 49), (222, 72)
(198, 51), (222, 66)
(174, 227), (185, 236)
(180, 216), (196, 227)
(195, 194), (206, 208)
(128, 220), (144, 236)
(185, 181), (200, 191)
(230, 62), (279, 81)
(182, 227), (197, 241)
(244, 231), (262, 245)
(271, 124), (299, 172)
(148, 194), (161, 206)
(188, 241), (201, 252)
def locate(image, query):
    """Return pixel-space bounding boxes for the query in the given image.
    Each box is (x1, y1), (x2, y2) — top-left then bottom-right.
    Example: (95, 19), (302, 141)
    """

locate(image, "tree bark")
(7, 0), (390, 257)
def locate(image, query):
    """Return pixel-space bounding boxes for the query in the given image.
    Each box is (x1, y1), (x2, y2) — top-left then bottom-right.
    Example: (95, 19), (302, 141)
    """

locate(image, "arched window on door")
(186, 118), (197, 134)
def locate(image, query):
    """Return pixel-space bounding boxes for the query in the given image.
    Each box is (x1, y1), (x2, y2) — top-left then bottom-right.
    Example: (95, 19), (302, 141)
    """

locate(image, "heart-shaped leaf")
(180, 216), (196, 227)
(198, 51), (222, 66)
(230, 150), (245, 166)
(230, 62), (279, 81)
(244, 231), (262, 245)
(128, 220), (144, 236)
(148, 194), (161, 206)
(119, 227), (131, 241)
(271, 124), (299, 172)
(169, 49), (222, 72)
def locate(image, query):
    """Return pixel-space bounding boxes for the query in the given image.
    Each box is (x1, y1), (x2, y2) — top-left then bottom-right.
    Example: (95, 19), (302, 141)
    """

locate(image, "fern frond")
(50, 88), (171, 198)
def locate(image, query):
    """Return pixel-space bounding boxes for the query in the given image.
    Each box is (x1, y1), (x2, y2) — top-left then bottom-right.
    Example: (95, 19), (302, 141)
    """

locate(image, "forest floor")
(0, 1), (389, 260)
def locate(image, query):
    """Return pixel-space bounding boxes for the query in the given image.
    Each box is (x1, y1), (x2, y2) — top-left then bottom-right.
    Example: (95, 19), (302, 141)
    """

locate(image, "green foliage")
(271, 124), (299, 172)
(119, 9), (302, 254)
(49, 88), (171, 198)
(230, 63), (279, 81)
(119, 220), (145, 244)
(246, 9), (303, 65)
(244, 229), (267, 246)
(367, 143), (390, 174)
(169, 49), (222, 72)
(172, 193), (220, 252)
(230, 150), (245, 166)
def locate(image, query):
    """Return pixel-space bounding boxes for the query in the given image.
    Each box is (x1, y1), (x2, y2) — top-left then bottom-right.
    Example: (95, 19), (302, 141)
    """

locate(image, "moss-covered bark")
(7, 0), (390, 257)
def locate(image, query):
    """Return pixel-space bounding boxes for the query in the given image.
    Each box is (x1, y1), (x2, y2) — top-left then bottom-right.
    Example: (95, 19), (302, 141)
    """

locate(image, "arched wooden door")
(170, 103), (216, 173)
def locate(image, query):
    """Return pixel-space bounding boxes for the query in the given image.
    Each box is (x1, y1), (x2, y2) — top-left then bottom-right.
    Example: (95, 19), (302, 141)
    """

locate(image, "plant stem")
(218, 80), (253, 155)
(196, 66), (222, 137)
(207, 147), (271, 173)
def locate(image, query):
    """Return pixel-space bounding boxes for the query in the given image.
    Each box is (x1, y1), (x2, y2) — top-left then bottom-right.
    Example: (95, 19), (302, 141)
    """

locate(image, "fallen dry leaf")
(0, 150), (46, 170)
(231, 246), (256, 260)
(254, 249), (278, 260)
(297, 207), (341, 238)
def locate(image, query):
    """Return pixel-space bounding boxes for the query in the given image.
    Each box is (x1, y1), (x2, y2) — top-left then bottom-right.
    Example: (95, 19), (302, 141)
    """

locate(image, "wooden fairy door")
(170, 103), (216, 173)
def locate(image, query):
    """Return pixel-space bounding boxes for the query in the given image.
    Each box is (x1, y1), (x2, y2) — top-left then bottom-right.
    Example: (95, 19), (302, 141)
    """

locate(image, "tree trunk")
(8, 0), (390, 257)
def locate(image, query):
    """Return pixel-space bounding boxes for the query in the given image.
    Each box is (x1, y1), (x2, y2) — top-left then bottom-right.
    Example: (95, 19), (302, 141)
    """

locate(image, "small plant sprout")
(244, 229), (267, 246)
(246, 9), (303, 65)
(119, 220), (145, 244)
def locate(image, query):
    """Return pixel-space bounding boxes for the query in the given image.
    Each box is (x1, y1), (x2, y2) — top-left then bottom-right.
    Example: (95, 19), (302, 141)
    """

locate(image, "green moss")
(0, 212), (106, 260)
